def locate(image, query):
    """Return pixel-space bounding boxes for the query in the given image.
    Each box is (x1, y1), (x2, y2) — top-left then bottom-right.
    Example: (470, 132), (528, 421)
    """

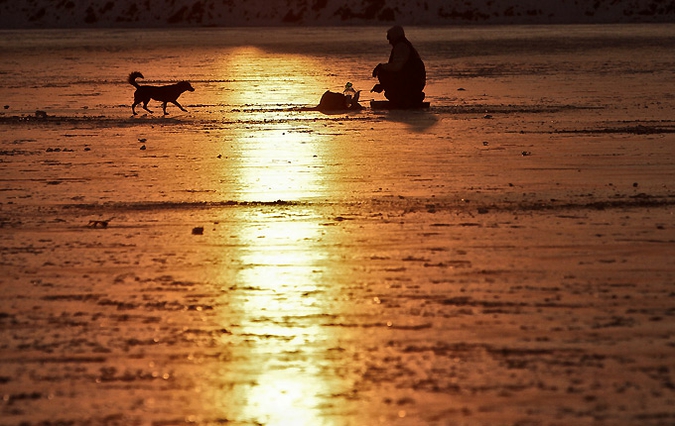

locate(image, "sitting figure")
(371, 26), (426, 108)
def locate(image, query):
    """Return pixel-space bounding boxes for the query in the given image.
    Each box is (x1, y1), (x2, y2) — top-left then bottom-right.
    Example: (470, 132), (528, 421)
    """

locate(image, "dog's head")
(178, 81), (195, 92)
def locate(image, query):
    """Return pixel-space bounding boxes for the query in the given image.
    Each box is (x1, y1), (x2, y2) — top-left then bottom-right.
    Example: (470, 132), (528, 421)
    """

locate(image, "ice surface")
(1, 26), (675, 426)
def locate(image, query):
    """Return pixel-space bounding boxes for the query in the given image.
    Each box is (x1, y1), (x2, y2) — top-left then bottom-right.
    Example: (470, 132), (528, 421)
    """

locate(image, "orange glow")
(215, 47), (333, 202)
(232, 211), (332, 425)
(213, 48), (337, 424)
(214, 46), (331, 110)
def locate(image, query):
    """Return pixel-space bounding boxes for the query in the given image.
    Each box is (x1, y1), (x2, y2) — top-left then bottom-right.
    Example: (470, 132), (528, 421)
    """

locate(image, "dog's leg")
(142, 102), (153, 114)
(132, 91), (139, 115)
(162, 102), (168, 115)
(172, 101), (188, 112)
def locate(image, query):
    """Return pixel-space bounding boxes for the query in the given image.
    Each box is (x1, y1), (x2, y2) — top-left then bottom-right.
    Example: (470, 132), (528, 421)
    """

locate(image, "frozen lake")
(1, 25), (675, 426)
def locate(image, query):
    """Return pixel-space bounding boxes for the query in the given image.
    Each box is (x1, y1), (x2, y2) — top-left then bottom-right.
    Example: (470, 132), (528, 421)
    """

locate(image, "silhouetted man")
(371, 26), (426, 108)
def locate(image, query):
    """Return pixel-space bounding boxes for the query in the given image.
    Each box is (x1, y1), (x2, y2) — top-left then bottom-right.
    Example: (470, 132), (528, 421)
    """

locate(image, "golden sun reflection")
(229, 210), (335, 426)
(212, 48), (339, 425)
(244, 368), (327, 425)
(217, 47), (332, 202)
(216, 46), (329, 109)
(234, 128), (326, 202)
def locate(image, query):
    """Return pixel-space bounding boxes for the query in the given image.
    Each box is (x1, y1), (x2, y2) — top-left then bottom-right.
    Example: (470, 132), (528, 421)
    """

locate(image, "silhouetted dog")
(128, 72), (194, 115)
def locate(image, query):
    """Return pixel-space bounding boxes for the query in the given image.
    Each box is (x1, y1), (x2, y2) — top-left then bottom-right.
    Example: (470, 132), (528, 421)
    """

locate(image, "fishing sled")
(370, 100), (430, 110)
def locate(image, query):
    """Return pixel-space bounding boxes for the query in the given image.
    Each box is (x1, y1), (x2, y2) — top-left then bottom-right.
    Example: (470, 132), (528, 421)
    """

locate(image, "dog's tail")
(128, 71), (144, 88)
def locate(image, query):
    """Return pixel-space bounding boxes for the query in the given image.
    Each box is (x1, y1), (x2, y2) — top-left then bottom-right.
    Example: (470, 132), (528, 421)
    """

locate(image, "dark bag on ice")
(317, 90), (349, 111)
